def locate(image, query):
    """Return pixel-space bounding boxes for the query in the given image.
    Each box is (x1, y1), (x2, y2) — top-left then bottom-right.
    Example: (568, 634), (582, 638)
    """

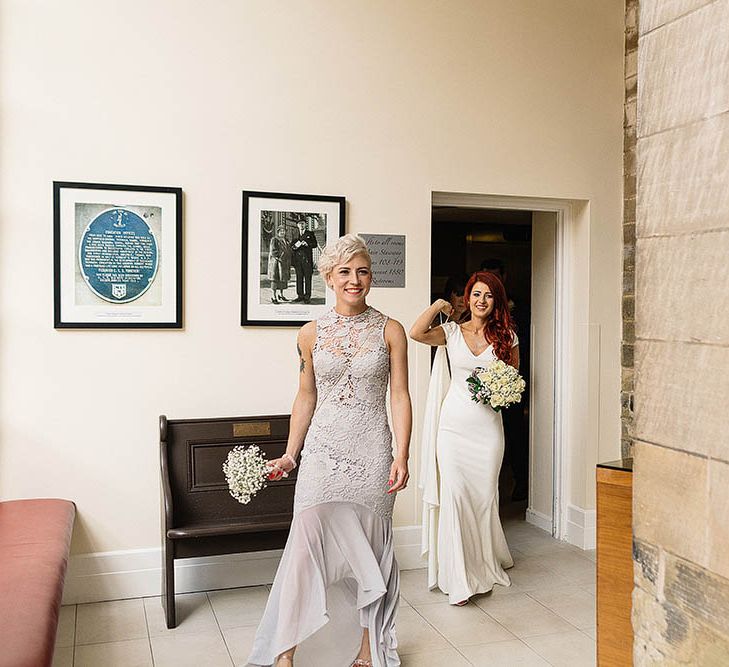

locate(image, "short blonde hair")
(318, 234), (372, 280)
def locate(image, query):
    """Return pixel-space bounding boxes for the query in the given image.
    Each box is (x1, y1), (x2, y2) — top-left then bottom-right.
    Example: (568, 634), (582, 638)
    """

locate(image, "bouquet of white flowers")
(466, 360), (526, 412)
(223, 444), (271, 505)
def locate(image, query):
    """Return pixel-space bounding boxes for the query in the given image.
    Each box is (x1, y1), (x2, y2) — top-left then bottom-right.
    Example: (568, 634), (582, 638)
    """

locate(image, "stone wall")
(622, 0), (639, 458)
(633, 0), (729, 662)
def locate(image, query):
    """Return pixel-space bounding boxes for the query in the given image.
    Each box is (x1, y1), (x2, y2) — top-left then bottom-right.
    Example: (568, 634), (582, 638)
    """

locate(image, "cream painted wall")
(0, 0), (624, 555)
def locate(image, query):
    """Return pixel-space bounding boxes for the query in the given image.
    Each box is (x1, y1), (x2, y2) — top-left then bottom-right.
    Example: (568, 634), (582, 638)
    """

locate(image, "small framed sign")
(53, 181), (183, 328)
(360, 234), (406, 287)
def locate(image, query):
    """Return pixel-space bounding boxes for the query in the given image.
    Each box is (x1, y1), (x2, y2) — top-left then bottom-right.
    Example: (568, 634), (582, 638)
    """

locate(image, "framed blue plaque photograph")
(53, 181), (183, 328)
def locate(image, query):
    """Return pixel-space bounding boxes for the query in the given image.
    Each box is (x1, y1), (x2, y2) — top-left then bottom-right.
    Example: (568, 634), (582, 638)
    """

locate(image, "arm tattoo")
(297, 343), (305, 373)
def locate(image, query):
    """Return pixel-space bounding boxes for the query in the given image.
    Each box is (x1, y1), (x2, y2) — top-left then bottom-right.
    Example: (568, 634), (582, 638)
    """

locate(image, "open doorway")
(431, 202), (558, 536)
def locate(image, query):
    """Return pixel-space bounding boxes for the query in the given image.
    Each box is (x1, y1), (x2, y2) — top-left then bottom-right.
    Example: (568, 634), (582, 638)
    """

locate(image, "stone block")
(624, 98), (637, 130)
(621, 390), (634, 419)
(625, 74), (637, 103)
(626, 0), (639, 28)
(622, 343), (634, 368)
(624, 196), (636, 224)
(626, 2), (639, 51)
(637, 113), (729, 237)
(623, 241), (635, 271)
(640, 0), (716, 34)
(623, 146), (636, 178)
(626, 50), (638, 81)
(664, 551), (729, 639)
(621, 366), (634, 392)
(622, 267), (635, 294)
(623, 294), (635, 319)
(708, 459), (729, 580)
(633, 441), (708, 566)
(689, 626), (729, 666)
(625, 122), (637, 145)
(634, 340), (729, 460)
(623, 320), (635, 345)
(635, 234), (729, 344)
(638, 1), (729, 137)
(624, 222), (636, 245)
(634, 582), (729, 666)
(624, 171), (637, 198)
(632, 585), (695, 665)
(633, 538), (660, 596)
(622, 439), (634, 459)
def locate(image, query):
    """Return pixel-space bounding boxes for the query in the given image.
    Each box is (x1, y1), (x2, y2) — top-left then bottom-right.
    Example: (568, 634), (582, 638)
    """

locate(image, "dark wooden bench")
(159, 414), (295, 628)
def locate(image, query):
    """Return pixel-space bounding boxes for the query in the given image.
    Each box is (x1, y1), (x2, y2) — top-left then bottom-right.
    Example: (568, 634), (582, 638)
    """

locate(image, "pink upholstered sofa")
(0, 499), (75, 667)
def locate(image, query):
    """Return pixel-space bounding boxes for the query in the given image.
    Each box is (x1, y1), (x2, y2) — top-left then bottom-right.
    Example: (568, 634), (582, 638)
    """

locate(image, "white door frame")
(431, 191), (579, 540)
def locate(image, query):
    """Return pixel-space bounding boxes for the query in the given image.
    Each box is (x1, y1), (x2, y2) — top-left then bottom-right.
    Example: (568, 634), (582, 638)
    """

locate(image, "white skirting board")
(62, 525), (426, 605)
(564, 504), (596, 550)
(525, 507), (553, 534)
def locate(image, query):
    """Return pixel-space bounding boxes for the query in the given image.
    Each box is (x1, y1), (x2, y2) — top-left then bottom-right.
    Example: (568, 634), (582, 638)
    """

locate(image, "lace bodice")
(294, 306), (395, 519)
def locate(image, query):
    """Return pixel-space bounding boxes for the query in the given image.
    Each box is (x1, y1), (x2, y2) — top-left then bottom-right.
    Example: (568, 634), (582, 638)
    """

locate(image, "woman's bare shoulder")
(298, 321), (317, 350)
(384, 317), (405, 334)
(383, 317), (406, 349)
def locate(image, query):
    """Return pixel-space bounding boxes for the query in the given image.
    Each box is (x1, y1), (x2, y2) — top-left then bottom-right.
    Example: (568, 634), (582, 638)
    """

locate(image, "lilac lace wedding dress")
(248, 306), (400, 667)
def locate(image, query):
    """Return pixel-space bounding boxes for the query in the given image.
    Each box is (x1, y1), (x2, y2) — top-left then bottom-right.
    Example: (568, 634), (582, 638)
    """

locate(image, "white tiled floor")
(53, 518), (596, 666)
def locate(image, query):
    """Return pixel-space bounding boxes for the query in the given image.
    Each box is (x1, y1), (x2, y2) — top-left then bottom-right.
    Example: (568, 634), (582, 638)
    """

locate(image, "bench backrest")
(160, 415), (295, 531)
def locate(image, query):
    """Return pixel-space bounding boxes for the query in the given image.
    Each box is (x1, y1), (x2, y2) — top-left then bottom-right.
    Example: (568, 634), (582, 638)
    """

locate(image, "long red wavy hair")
(463, 271), (514, 362)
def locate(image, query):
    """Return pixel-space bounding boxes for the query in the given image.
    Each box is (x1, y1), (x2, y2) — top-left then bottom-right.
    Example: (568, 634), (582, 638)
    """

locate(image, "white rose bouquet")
(223, 444), (271, 505)
(466, 360), (526, 412)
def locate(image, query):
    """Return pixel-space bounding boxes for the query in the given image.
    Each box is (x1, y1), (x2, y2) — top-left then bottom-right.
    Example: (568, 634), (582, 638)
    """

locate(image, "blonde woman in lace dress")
(248, 234), (411, 667)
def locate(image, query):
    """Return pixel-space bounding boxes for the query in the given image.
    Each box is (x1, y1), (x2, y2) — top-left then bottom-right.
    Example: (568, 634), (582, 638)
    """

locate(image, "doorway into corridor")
(431, 198), (559, 537)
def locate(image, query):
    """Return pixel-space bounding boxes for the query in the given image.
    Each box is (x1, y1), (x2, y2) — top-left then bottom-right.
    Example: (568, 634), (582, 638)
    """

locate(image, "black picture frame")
(53, 181), (183, 329)
(241, 190), (346, 327)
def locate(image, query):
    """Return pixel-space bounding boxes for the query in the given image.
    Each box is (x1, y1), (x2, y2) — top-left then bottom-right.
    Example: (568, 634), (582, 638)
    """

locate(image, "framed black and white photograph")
(53, 181), (183, 328)
(241, 190), (345, 326)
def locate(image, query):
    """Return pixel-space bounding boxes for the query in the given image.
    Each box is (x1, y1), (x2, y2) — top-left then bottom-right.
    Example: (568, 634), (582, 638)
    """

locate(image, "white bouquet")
(466, 360), (526, 412)
(223, 444), (270, 505)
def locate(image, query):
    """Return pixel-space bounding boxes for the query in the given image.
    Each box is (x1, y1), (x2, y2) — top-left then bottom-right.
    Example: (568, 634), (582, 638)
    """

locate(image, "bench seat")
(0, 499), (75, 667)
(167, 514), (293, 539)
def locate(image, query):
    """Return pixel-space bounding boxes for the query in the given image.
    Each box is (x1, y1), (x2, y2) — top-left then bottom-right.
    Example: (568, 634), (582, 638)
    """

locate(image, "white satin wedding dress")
(424, 321), (516, 604)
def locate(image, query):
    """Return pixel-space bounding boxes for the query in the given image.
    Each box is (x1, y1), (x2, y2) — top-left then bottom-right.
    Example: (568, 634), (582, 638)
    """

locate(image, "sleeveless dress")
(434, 321), (516, 603)
(248, 306), (400, 667)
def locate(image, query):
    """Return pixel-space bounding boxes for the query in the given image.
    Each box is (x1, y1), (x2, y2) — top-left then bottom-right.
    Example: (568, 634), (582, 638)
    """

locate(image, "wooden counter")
(596, 458), (633, 666)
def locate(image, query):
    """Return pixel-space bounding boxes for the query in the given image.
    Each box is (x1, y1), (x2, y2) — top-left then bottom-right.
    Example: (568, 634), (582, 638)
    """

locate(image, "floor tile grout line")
(207, 591), (236, 666)
(73, 602), (79, 650)
(72, 604), (77, 667)
(406, 601), (474, 662)
(464, 596), (524, 644)
(141, 597), (156, 667)
(475, 601), (545, 644)
(523, 591), (589, 634)
(410, 594), (526, 664)
(71, 636), (152, 648)
(578, 626), (596, 642)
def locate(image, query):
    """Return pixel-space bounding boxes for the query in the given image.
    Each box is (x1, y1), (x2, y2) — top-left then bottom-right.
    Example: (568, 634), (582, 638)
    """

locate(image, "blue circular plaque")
(79, 208), (159, 303)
